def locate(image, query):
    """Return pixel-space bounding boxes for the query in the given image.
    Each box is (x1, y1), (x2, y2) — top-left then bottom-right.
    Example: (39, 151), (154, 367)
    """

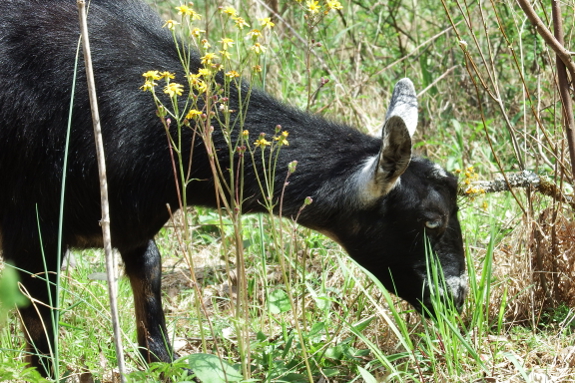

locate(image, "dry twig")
(77, 1), (126, 381)
(460, 170), (575, 210)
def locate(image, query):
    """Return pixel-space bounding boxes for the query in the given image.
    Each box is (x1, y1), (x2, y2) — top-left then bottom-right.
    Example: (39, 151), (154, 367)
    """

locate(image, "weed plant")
(2, 0), (575, 382)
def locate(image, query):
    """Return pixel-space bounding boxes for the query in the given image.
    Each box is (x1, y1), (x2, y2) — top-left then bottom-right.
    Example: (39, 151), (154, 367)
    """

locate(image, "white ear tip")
(385, 78), (418, 137)
(395, 78), (416, 94)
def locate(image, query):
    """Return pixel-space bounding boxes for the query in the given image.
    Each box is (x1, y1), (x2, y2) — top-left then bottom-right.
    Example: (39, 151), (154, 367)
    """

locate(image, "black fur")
(0, 0), (465, 377)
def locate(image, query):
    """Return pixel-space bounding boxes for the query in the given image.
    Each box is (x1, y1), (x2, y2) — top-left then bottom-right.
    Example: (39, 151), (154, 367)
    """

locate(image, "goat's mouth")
(415, 273), (469, 315)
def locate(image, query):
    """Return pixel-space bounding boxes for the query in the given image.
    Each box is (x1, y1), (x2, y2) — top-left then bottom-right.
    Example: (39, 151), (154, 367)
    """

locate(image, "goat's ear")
(357, 78), (418, 203)
(384, 78), (418, 136)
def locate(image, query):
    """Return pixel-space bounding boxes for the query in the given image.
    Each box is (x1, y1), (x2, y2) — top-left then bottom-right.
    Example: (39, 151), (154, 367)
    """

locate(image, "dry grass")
(487, 204), (575, 324)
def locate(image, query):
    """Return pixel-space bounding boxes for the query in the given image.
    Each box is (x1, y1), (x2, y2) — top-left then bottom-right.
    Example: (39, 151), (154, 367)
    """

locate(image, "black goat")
(0, 0), (466, 378)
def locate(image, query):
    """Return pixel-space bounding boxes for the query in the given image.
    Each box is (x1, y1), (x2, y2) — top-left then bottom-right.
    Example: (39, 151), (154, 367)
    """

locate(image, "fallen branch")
(459, 170), (575, 210)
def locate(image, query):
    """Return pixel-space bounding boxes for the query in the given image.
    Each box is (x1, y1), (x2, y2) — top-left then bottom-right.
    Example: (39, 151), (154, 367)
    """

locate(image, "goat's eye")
(425, 220), (442, 229)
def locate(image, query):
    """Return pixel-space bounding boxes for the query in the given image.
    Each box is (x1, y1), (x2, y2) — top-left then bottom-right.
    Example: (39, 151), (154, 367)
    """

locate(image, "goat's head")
(336, 79), (466, 314)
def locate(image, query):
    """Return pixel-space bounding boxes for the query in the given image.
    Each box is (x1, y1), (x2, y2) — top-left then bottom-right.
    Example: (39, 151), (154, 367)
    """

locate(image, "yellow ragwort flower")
(326, 0), (343, 10)
(189, 10), (202, 20)
(191, 28), (205, 37)
(221, 6), (238, 17)
(140, 80), (156, 92)
(246, 29), (262, 40)
(185, 109), (202, 119)
(175, 4), (192, 15)
(306, 0), (320, 14)
(250, 43), (266, 54)
(200, 52), (218, 65)
(274, 131), (289, 146)
(254, 137), (271, 147)
(219, 37), (234, 50)
(259, 17), (275, 28)
(252, 65), (262, 73)
(194, 80), (208, 93)
(219, 50), (231, 60)
(187, 73), (208, 92)
(163, 19), (180, 31)
(177, 4), (202, 20)
(160, 71), (175, 80)
(164, 82), (184, 97)
(142, 70), (161, 80)
(198, 68), (212, 77)
(186, 72), (200, 81)
(233, 16), (250, 30)
(201, 39), (211, 49)
(225, 70), (240, 78)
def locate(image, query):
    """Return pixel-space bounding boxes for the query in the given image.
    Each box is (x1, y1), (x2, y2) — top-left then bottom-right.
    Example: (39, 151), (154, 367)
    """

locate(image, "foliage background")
(2, 0), (575, 381)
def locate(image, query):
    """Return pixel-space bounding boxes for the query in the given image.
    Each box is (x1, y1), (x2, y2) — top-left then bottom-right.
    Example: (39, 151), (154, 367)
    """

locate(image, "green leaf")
(185, 353), (243, 383)
(324, 345), (345, 360)
(322, 368), (340, 377)
(275, 373), (308, 383)
(268, 289), (291, 314)
(0, 264), (28, 322)
(312, 295), (330, 311)
(307, 321), (326, 343)
(256, 331), (267, 341)
(351, 316), (375, 333)
(281, 334), (294, 359)
(357, 366), (378, 383)
(0, 364), (48, 383)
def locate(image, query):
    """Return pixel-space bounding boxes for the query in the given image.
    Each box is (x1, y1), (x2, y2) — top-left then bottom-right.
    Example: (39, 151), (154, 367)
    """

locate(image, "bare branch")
(516, 0), (575, 80)
(551, 0), (575, 183)
(460, 170), (575, 210)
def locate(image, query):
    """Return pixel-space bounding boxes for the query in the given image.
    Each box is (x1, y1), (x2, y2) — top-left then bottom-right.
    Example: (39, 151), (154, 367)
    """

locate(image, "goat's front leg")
(122, 239), (174, 363)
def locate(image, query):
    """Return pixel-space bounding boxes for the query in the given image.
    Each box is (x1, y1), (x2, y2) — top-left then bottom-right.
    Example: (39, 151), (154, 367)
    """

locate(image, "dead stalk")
(77, 1), (126, 381)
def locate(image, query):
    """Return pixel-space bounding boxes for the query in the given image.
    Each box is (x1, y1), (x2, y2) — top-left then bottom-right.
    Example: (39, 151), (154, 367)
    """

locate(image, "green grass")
(2, 0), (575, 381)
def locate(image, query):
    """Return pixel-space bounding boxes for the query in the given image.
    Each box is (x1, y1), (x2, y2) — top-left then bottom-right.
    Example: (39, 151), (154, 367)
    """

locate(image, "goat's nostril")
(453, 280), (469, 311)
(454, 291), (465, 311)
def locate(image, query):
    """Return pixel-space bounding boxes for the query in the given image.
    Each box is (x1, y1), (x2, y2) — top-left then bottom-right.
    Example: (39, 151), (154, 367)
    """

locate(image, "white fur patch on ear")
(432, 163), (448, 179)
(350, 78), (418, 206)
(385, 78), (418, 137)
(353, 155), (401, 205)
